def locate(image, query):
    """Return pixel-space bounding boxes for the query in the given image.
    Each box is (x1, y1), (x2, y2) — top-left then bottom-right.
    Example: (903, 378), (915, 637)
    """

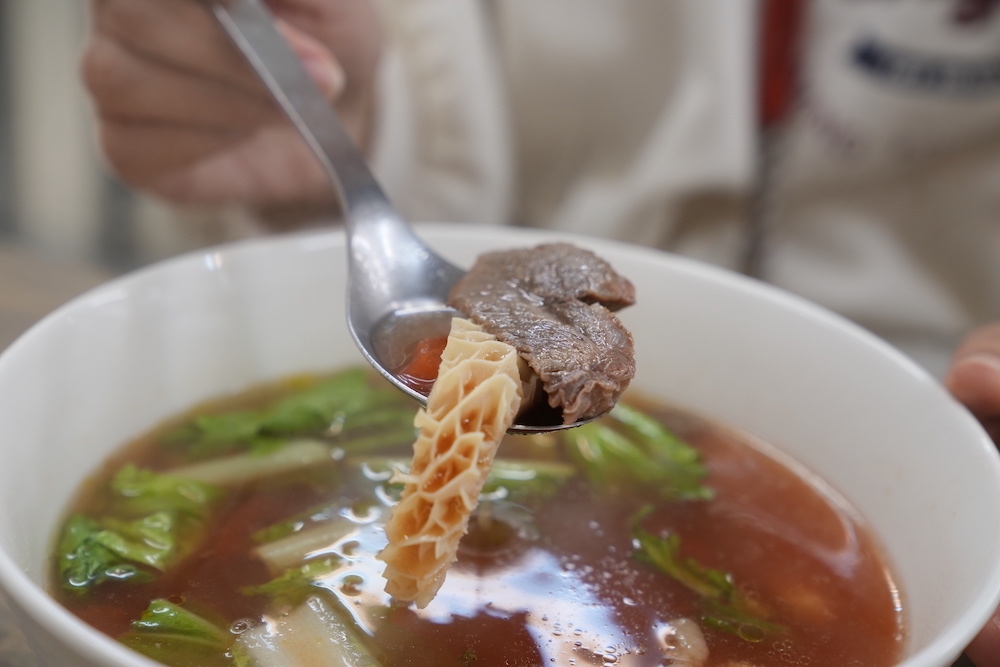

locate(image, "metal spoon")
(209, 0), (576, 433)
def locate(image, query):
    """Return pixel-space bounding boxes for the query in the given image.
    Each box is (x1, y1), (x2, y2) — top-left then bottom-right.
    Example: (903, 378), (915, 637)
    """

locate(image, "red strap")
(758, 0), (806, 129)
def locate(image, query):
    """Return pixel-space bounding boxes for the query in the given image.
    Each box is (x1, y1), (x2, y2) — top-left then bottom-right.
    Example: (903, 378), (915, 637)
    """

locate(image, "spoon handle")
(208, 0), (470, 416)
(209, 0), (392, 226)
(208, 0), (465, 337)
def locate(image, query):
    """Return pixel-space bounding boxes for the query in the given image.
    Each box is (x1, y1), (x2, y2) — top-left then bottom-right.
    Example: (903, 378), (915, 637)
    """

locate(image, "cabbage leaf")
(165, 369), (414, 456)
(119, 598), (235, 667)
(56, 465), (219, 595)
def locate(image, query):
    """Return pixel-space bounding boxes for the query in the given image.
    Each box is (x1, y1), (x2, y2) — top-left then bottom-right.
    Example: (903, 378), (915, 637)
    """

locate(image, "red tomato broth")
(392, 334), (448, 397)
(49, 370), (904, 667)
(628, 399), (904, 665)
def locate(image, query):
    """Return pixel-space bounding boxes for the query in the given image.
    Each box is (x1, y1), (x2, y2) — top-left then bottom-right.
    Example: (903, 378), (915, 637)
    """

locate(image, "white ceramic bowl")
(0, 224), (999, 666)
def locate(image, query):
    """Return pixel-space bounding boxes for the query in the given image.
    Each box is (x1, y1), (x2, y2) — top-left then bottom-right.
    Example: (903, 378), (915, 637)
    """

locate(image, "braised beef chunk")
(447, 243), (636, 424)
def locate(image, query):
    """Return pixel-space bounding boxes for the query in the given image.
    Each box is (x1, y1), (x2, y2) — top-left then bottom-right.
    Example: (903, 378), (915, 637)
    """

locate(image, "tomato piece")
(395, 335), (447, 396)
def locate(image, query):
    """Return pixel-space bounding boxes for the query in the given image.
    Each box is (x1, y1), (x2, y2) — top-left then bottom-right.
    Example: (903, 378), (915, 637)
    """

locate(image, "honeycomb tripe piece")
(378, 317), (523, 608)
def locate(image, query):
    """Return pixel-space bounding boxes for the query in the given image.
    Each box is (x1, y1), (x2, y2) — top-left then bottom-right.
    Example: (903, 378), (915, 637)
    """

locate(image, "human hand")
(946, 324), (1000, 443)
(945, 324), (1000, 666)
(81, 0), (383, 215)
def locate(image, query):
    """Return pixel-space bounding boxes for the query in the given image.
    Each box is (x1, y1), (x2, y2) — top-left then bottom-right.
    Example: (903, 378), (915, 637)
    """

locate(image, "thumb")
(945, 325), (1000, 421)
(275, 19), (346, 102)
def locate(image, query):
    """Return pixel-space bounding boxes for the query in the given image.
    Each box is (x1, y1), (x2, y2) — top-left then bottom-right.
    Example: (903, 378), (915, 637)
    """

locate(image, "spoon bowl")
(210, 0), (591, 433)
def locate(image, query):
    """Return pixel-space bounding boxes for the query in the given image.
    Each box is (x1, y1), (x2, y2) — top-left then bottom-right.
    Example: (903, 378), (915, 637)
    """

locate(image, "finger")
(91, 0), (263, 94)
(92, 0), (346, 105)
(945, 324), (1000, 420)
(276, 20), (346, 102)
(96, 118), (248, 187)
(149, 124), (335, 206)
(82, 33), (278, 131)
(963, 610), (1000, 667)
(273, 19), (367, 144)
(266, 0), (383, 104)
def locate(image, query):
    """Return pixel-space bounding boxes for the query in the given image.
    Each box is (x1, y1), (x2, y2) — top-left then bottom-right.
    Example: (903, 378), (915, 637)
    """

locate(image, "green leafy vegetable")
(566, 403), (712, 501)
(57, 515), (156, 594)
(356, 456), (576, 504)
(56, 466), (220, 595)
(701, 602), (782, 643)
(480, 458), (576, 502)
(94, 512), (184, 570)
(119, 598), (234, 667)
(111, 464), (221, 517)
(166, 369), (416, 457)
(185, 410), (262, 448)
(632, 519), (784, 642)
(241, 556), (344, 606)
(329, 404), (416, 435)
(250, 502), (341, 544)
(633, 527), (733, 600)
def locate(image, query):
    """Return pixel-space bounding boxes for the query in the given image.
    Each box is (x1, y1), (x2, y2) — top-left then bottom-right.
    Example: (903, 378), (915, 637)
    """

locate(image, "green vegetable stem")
(566, 403), (713, 501)
(631, 515), (784, 642)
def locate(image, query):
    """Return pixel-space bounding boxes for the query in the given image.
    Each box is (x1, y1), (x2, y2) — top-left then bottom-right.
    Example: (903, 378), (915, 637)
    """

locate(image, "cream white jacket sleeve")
(370, 0), (513, 228)
(369, 0), (756, 263)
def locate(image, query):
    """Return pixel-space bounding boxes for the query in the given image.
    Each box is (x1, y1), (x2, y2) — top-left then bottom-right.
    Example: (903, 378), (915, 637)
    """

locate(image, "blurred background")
(0, 2), (233, 350)
(5, 0), (255, 265)
(5, 2), (147, 267)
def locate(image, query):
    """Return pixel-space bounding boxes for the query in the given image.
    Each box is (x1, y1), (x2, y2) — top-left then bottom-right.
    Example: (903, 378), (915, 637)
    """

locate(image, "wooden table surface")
(0, 242), (116, 352)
